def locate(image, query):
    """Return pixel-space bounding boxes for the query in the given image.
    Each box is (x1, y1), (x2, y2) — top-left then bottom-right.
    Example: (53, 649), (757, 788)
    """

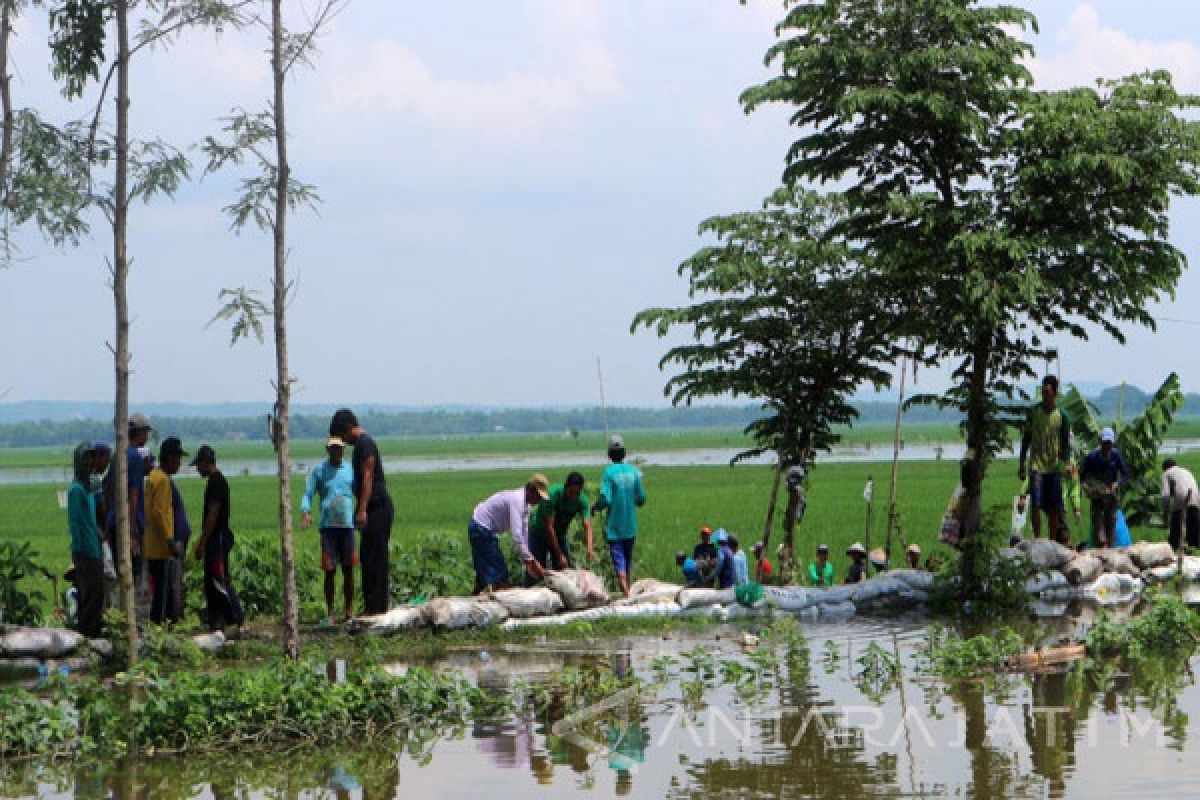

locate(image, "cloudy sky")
(2, 0), (1199, 408)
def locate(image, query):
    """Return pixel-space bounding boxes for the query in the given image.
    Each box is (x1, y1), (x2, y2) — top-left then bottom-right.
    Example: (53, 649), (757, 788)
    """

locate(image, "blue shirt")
(1081, 447), (1131, 488)
(105, 445), (146, 534)
(595, 462), (646, 542)
(732, 551), (749, 586)
(68, 480), (102, 559)
(301, 460), (357, 529)
(716, 544), (735, 589)
(681, 557), (700, 584)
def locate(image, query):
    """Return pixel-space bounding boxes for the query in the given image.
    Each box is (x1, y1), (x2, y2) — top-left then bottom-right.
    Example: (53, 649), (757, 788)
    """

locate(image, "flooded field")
(5, 608), (1198, 799)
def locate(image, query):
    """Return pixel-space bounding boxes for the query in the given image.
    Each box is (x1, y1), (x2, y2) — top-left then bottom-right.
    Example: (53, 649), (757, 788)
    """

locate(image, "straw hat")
(846, 542), (867, 557)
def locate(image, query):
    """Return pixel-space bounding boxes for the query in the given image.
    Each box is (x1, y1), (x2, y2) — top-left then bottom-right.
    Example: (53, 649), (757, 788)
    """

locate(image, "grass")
(6, 450), (1200, 617)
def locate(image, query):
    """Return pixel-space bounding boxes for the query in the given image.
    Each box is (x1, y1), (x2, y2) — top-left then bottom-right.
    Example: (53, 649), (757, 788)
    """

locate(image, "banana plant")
(1060, 373), (1184, 524)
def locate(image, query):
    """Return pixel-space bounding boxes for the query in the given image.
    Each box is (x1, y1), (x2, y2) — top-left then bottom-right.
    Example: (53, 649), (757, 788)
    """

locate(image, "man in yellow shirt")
(145, 437), (186, 623)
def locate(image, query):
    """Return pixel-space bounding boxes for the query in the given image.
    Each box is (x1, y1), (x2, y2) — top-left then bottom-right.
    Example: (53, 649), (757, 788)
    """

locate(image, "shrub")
(0, 541), (50, 626)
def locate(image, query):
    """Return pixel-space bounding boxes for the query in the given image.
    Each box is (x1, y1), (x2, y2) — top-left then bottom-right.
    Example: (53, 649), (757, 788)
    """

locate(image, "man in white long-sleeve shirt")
(469, 474), (550, 593)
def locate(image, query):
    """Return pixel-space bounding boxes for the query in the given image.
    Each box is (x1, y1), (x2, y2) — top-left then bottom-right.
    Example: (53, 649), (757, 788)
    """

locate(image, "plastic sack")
(1113, 510), (1132, 548)
(1126, 541), (1175, 570)
(192, 630), (226, 651)
(427, 597), (509, 630)
(544, 569), (609, 610)
(355, 605), (429, 634)
(1011, 496), (1029, 539)
(1064, 554), (1103, 586)
(616, 579), (682, 606)
(1018, 538), (1075, 569)
(489, 587), (564, 619)
(0, 627), (84, 658)
(677, 587), (736, 610)
(762, 586), (817, 612)
(734, 582), (765, 607)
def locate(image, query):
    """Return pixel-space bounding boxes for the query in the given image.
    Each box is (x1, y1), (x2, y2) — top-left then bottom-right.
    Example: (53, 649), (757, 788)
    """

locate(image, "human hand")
(1017, 498), (1026, 513)
(355, 509), (367, 530)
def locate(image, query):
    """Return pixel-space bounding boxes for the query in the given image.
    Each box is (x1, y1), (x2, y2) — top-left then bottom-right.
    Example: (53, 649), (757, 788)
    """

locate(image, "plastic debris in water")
(479, 651), (492, 663)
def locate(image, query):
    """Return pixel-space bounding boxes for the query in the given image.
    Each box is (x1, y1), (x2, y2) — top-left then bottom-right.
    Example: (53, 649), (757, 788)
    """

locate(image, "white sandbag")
(88, 639), (113, 658)
(0, 627), (84, 659)
(1182, 555), (1200, 582)
(677, 587), (736, 610)
(850, 577), (917, 611)
(192, 630), (226, 651)
(1018, 539), (1075, 569)
(814, 585), (860, 606)
(500, 605), (617, 630)
(817, 601), (856, 620)
(544, 569), (609, 610)
(1082, 572), (1141, 605)
(1126, 541), (1176, 570)
(1031, 599), (1070, 618)
(428, 597), (509, 630)
(1144, 563), (1178, 583)
(356, 605), (429, 634)
(1025, 571), (1070, 595)
(617, 579), (682, 606)
(887, 569), (934, 592)
(489, 587), (564, 619)
(1092, 549), (1138, 576)
(609, 600), (682, 618)
(762, 586), (817, 612)
(1064, 554), (1103, 586)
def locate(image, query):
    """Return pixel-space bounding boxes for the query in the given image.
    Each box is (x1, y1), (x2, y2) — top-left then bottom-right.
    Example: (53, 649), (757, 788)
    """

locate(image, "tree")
(633, 188), (901, 565)
(742, 0), (1200, 585)
(204, 0), (343, 659)
(47, 0), (250, 666)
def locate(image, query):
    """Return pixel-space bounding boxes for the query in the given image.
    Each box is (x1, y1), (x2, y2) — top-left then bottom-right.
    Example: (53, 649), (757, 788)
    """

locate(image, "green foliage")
(48, 0), (114, 99)
(1086, 592), (1200, 659)
(855, 641), (900, 703)
(233, 534), (320, 620)
(208, 286), (270, 345)
(0, 540), (49, 626)
(389, 533), (474, 604)
(930, 508), (1034, 613)
(1061, 374), (1185, 524)
(0, 679), (76, 759)
(921, 624), (1024, 679)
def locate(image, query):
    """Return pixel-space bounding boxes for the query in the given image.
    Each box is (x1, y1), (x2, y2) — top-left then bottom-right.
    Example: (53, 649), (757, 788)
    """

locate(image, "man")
(67, 443), (105, 638)
(1018, 376), (1071, 541)
(592, 434), (647, 597)
(844, 542), (868, 585)
(191, 445), (245, 632)
(301, 436), (358, 624)
(807, 543), (834, 587)
(528, 471), (594, 574)
(728, 534), (749, 587)
(713, 529), (736, 589)
(1081, 427), (1131, 549)
(330, 409), (394, 615)
(677, 550), (701, 587)
(468, 474), (550, 593)
(752, 541), (773, 584)
(692, 526), (718, 587)
(105, 413), (152, 596)
(1162, 458), (1199, 551)
(144, 436), (185, 623)
(905, 543), (922, 570)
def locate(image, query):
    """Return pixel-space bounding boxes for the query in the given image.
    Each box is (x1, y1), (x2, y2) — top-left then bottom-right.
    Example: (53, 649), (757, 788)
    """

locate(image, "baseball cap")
(129, 412), (153, 431)
(326, 436), (346, 448)
(1100, 427), (1116, 443)
(608, 433), (625, 450)
(160, 436), (187, 461)
(189, 444), (216, 467)
(529, 473), (550, 500)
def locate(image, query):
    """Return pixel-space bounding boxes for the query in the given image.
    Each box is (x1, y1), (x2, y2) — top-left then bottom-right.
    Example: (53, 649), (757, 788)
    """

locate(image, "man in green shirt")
(807, 543), (835, 587)
(528, 471), (595, 573)
(1018, 375), (1071, 542)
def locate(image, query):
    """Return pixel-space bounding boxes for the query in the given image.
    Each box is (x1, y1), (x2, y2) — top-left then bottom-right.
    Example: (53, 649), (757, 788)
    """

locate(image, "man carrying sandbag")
(1081, 427), (1131, 548)
(528, 471), (595, 574)
(592, 434), (647, 598)
(1162, 458), (1199, 551)
(469, 474), (550, 593)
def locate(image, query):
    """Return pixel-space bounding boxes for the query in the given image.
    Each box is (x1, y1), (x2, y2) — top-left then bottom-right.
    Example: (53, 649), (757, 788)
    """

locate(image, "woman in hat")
(844, 542), (868, 584)
(807, 543), (834, 587)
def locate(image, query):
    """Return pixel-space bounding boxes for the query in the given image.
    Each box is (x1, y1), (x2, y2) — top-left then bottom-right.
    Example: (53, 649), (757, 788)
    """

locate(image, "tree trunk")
(961, 332), (992, 595)
(0, 1), (13, 201)
(112, 0), (138, 667)
(271, 0), (299, 660)
(761, 451), (785, 553)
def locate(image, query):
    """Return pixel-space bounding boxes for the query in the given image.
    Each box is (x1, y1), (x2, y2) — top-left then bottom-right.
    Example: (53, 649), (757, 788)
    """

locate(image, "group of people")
(65, 413), (243, 638)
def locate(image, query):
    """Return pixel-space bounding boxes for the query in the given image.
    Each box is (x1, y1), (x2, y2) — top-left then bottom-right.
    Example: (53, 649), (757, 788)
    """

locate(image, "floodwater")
(5, 608), (1200, 799)
(8, 438), (1200, 486)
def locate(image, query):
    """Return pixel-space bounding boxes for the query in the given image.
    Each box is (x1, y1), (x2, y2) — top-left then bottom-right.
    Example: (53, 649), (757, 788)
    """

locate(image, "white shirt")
(1162, 465), (1200, 512)
(472, 488), (534, 561)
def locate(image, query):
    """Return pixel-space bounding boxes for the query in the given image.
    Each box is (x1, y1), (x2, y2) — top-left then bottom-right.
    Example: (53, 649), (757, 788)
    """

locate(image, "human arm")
(357, 453), (376, 529)
(635, 473), (646, 508)
(544, 507), (568, 570)
(510, 495), (543, 579)
(592, 471), (613, 515)
(1018, 411), (1031, 480)
(1163, 472), (1174, 524)
(1017, 473), (1030, 512)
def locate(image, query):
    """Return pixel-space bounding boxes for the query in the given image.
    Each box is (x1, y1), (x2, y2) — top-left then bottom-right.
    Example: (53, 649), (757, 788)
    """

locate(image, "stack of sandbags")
(887, 569), (935, 593)
(1082, 573), (1141, 606)
(1126, 541), (1175, 571)
(615, 579), (682, 606)
(427, 597), (509, 630)
(1064, 554), (1103, 586)
(677, 587), (736, 610)
(1025, 570), (1072, 597)
(353, 605), (430, 634)
(1092, 549), (1139, 576)
(1017, 539), (1076, 570)
(544, 569), (610, 610)
(489, 587), (564, 619)
(762, 586), (817, 612)
(851, 575), (928, 612)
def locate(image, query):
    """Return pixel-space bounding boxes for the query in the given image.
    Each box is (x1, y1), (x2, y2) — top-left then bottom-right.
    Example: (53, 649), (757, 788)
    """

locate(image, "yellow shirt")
(143, 468), (175, 560)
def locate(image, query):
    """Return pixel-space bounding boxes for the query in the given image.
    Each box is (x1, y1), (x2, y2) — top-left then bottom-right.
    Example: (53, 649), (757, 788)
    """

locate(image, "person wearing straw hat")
(844, 542), (868, 584)
(301, 436), (359, 625)
(807, 543), (834, 587)
(468, 474), (551, 593)
(905, 543), (922, 570)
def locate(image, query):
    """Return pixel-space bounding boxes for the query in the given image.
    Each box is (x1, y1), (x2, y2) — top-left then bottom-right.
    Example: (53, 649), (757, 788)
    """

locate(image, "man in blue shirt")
(592, 434), (646, 598)
(1081, 427), (1131, 548)
(301, 436), (358, 624)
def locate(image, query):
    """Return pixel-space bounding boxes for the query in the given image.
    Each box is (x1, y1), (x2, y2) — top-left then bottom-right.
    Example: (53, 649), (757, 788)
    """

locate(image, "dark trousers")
(72, 553), (106, 638)
(204, 530), (245, 629)
(1169, 506), (1200, 550)
(146, 558), (179, 623)
(360, 496), (393, 614)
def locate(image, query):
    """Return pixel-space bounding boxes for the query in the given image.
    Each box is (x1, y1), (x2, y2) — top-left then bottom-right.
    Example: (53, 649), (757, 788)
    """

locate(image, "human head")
(727, 534), (740, 552)
(326, 436), (346, 465)
(526, 473), (550, 505)
(128, 412), (153, 447)
(752, 541), (764, 556)
(1163, 458), (1178, 472)
(72, 442), (94, 485)
(846, 542), (867, 562)
(700, 526), (712, 541)
(816, 543), (829, 562)
(675, 550), (687, 566)
(607, 433), (626, 463)
(1100, 427), (1116, 452)
(329, 408), (360, 444)
(906, 543), (921, 568)
(1041, 375), (1059, 407)
(159, 437), (186, 475)
(189, 444), (217, 477)
(90, 442), (112, 475)
(564, 471), (585, 500)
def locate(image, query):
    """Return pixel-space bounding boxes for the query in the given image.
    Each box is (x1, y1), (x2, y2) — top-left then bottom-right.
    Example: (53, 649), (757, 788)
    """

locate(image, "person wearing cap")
(144, 436), (186, 623)
(468, 475), (550, 592)
(301, 437), (359, 624)
(692, 526), (718, 587)
(1081, 427), (1131, 548)
(1161, 458), (1199, 551)
(591, 434), (647, 597)
(905, 543), (922, 571)
(752, 541), (773, 584)
(191, 445), (246, 632)
(67, 442), (106, 637)
(677, 550), (701, 587)
(1018, 376), (1071, 541)
(528, 471), (595, 574)
(713, 529), (736, 589)
(844, 542), (868, 585)
(807, 544), (835, 587)
(330, 409), (394, 615)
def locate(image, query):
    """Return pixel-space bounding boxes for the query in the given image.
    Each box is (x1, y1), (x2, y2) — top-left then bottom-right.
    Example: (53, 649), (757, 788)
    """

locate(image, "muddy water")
(5, 613), (1200, 799)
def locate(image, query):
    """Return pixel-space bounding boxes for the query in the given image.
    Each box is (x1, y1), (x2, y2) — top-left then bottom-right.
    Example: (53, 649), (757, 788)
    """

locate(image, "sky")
(2, 0), (1200, 409)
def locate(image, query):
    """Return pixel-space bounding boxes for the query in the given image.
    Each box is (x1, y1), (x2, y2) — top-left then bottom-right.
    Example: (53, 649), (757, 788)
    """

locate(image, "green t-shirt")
(807, 561), (834, 587)
(529, 484), (590, 542)
(1026, 405), (1068, 474)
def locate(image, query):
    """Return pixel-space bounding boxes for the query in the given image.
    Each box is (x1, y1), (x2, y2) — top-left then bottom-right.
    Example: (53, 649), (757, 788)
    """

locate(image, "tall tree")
(742, 0), (1200, 583)
(48, 0), (249, 665)
(633, 188), (902, 564)
(204, 0), (343, 659)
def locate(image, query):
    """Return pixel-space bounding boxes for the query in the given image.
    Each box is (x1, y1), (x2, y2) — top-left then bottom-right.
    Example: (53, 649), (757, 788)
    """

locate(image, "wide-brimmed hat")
(529, 473), (550, 500)
(846, 542), (867, 557)
(326, 436), (346, 449)
(906, 543), (921, 555)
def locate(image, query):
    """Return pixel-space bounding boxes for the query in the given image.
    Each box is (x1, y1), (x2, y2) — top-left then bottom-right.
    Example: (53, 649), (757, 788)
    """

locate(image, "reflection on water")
(5, 616), (1200, 799)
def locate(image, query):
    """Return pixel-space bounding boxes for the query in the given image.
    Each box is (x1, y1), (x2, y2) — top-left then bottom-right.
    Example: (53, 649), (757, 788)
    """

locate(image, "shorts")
(1030, 471), (1064, 513)
(320, 528), (357, 571)
(608, 538), (635, 576)
(469, 519), (509, 588)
